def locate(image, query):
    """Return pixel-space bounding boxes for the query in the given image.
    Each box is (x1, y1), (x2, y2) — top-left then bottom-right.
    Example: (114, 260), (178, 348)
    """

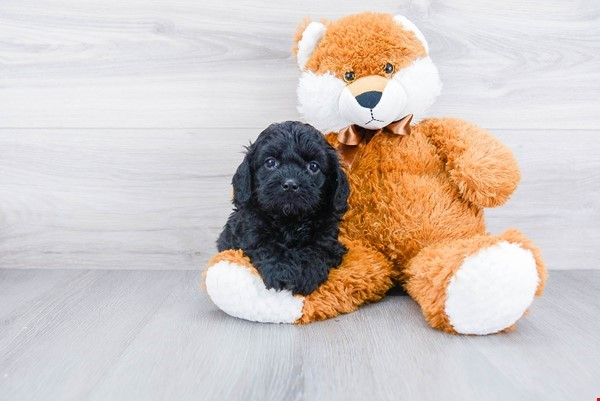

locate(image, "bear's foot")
(203, 250), (304, 323)
(444, 241), (539, 335)
(405, 229), (546, 335)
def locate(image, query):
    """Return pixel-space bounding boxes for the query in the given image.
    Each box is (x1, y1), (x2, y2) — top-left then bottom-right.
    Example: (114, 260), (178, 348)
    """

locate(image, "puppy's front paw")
(291, 274), (323, 296)
(259, 262), (298, 293)
(291, 262), (331, 296)
(205, 260), (304, 324)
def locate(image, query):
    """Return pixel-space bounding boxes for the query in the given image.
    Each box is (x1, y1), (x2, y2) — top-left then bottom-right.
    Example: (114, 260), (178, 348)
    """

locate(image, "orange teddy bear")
(204, 12), (547, 335)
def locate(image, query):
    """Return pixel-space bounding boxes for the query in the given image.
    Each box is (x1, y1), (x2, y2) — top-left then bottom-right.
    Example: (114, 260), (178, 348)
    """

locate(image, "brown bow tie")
(337, 114), (413, 167)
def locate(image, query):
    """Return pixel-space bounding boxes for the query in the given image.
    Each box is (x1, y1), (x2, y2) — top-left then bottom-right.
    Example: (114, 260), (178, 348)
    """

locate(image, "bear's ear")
(293, 18), (326, 70)
(393, 15), (429, 54)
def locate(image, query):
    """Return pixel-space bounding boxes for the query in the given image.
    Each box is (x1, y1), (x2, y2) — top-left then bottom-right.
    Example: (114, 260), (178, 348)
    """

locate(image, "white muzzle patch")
(338, 80), (408, 130)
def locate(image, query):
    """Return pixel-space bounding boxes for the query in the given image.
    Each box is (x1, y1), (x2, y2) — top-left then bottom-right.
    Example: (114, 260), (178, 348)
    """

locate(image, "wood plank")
(1, 269), (597, 401)
(0, 269), (85, 350)
(0, 128), (251, 270)
(298, 301), (536, 401)
(85, 271), (304, 401)
(487, 130), (600, 270)
(470, 271), (600, 401)
(0, 269), (82, 319)
(0, 128), (597, 270)
(0, 269), (184, 401)
(0, 0), (598, 129)
(87, 278), (531, 401)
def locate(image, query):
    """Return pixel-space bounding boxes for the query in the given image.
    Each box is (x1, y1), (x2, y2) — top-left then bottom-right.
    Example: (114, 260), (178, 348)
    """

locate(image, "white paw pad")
(445, 241), (539, 335)
(205, 261), (304, 323)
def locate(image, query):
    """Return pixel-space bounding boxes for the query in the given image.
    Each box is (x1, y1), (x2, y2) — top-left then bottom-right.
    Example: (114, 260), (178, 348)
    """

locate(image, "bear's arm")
(417, 118), (521, 208)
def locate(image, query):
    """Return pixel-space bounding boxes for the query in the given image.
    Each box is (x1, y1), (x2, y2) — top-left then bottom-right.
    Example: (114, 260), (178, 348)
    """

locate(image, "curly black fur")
(217, 121), (350, 295)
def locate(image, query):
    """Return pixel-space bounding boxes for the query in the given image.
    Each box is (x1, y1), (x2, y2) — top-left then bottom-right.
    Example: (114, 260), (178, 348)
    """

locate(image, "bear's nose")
(355, 91), (382, 109)
(282, 179), (299, 192)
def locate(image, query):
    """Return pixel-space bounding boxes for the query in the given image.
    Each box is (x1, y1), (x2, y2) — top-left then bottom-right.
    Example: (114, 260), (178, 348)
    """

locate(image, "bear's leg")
(297, 239), (394, 323)
(203, 240), (395, 324)
(403, 229), (546, 335)
(203, 250), (305, 323)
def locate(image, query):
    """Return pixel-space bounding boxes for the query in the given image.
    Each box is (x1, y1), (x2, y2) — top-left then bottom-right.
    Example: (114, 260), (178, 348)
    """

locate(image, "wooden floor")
(0, 269), (598, 401)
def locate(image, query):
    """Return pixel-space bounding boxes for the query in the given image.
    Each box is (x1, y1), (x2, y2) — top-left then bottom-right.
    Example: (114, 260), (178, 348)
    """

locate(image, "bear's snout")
(355, 91), (382, 109)
(338, 76), (408, 130)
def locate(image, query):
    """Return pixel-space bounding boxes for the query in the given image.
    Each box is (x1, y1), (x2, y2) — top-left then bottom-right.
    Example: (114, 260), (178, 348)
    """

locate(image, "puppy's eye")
(307, 161), (320, 174)
(343, 71), (355, 83)
(384, 63), (395, 74)
(264, 158), (279, 169)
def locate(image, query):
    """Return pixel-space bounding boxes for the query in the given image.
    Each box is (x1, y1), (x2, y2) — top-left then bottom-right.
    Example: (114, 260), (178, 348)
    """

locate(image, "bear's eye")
(307, 161), (320, 174)
(343, 71), (355, 83)
(384, 63), (395, 74)
(264, 157), (279, 169)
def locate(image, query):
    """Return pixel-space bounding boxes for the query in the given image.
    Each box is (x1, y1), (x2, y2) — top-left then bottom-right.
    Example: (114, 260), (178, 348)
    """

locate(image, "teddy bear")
(204, 12), (547, 335)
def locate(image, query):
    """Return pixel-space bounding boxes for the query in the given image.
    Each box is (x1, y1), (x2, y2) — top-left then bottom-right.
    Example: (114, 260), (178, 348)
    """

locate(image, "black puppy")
(217, 121), (349, 295)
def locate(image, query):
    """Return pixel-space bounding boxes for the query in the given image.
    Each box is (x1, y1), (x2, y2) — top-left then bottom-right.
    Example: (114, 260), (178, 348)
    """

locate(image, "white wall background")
(0, 0), (598, 270)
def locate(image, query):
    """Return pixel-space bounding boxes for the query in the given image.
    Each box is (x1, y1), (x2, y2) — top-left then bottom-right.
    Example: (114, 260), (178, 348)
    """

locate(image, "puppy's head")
(232, 121), (349, 218)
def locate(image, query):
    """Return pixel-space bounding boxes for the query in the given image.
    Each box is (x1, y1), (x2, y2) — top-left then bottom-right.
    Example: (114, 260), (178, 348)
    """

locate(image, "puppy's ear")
(232, 152), (252, 208)
(328, 152), (350, 219)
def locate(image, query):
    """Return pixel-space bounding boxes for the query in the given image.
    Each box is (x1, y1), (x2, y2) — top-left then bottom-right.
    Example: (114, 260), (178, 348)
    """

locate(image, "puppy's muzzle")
(282, 179), (299, 192)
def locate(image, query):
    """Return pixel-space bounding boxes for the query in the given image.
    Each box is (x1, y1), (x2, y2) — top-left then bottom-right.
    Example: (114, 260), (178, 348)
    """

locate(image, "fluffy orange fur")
(301, 118), (546, 332)
(207, 249), (258, 273)
(403, 228), (546, 333)
(295, 13), (426, 79)
(296, 238), (394, 323)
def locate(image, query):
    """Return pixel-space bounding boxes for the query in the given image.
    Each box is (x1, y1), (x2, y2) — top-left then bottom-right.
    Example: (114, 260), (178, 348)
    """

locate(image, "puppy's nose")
(282, 179), (299, 192)
(355, 91), (382, 109)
